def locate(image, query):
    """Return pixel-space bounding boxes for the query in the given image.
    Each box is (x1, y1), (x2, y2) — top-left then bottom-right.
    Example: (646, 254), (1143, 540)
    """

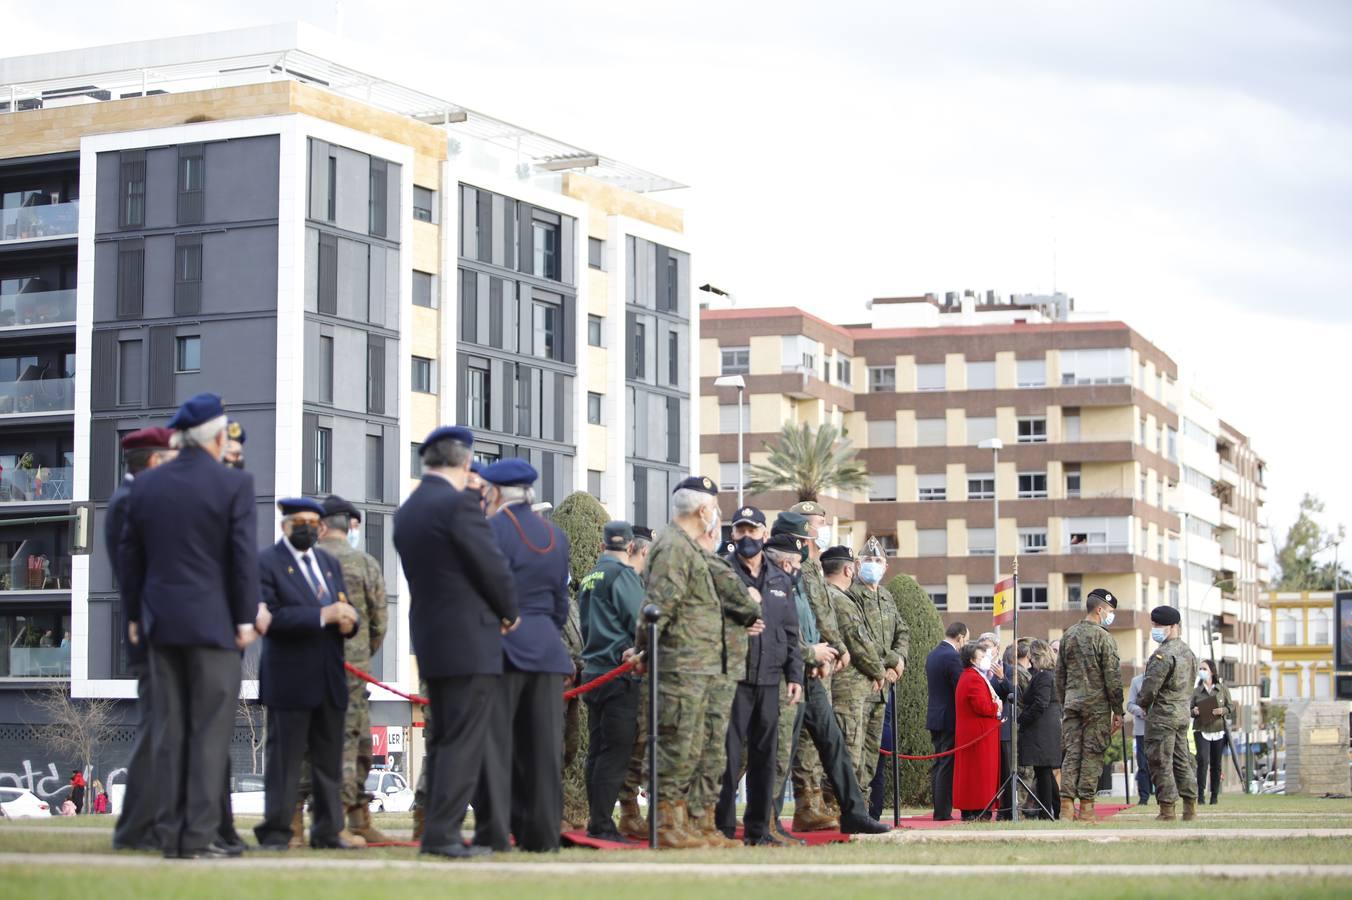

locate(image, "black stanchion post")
(890, 683), (900, 827)
(1122, 716), (1132, 807)
(643, 604), (661, 850)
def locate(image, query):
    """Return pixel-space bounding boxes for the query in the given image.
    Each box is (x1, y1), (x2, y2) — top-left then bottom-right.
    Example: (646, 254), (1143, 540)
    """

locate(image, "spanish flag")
(993, 576), (1015, 626)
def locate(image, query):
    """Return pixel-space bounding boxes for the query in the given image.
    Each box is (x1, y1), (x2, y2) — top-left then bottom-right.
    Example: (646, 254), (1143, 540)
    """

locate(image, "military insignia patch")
(227, 421), (243, 440)
(703, 477), (714, 490)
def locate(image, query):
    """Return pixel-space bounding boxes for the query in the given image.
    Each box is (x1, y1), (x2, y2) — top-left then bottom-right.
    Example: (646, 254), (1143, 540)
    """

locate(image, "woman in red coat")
(953, 642), (1002, 820)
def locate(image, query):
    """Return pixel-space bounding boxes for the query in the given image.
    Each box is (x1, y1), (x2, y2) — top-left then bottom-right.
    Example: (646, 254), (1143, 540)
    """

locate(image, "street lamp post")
(978, 438), (1004, 629)
(714, 374), (747, 508)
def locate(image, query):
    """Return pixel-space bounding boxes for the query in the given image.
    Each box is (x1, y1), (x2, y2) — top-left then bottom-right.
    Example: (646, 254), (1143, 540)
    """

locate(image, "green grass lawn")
(2, 867), (1350, 900)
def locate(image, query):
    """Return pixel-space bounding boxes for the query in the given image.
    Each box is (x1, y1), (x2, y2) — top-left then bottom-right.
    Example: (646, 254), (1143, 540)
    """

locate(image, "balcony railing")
(0, 289), (76, 328)
(1066, 542), (1131, 554)
(0, 466), (72, 502)
(0, 200), (79, 243)
(0, 377), (74, 415)
(8, 645), (70, 678)
(0, 552), (72, 592)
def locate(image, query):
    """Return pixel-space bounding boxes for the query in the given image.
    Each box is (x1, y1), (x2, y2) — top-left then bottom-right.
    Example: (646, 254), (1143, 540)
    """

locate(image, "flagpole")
(1010, 554), (1020, 824)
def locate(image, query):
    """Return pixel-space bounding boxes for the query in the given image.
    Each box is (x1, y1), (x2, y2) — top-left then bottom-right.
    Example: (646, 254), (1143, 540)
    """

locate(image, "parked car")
(0, 787), (50, 819)
(44, 784), (71, 815)
(229, 774), (266, 815)
(366, 770), (413, 813)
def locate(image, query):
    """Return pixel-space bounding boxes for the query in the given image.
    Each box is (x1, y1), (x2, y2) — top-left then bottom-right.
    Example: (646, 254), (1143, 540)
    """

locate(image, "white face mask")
(702, 506), (720, 537)
(1102, 610), (1115, 627)
(976, 655), (992, 672)
(813, 525), (832, 551)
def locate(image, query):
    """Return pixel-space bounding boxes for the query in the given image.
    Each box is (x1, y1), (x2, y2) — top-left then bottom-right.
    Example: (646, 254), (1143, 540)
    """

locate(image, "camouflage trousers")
(619, 676), (647, 805)
(645, 672), (716, 807)
(858, 699), (887, 789)
(774, 681), (797, 799)
(688, 677), (735, 818)
(1060, 707), (1113, 801)
(298, 671), (375, 809)
(831, 689), (869, 781)
(1145, 721), (1197, 803)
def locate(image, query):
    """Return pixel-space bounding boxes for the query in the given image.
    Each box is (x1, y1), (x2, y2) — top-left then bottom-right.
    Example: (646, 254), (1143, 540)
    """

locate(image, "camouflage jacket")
(850, 581), (911, 671)
(637, 525), (758, 677)
(826, 582), (885, 704)
(1137, 637), (1198, 730)
(1054, 618), (1124, 715)
(800, 558), (847, 664)
(317, 535), (388, 670)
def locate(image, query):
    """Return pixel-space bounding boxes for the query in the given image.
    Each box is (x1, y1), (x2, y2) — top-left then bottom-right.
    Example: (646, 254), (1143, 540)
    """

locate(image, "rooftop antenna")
(1051, 214), (1058, 294)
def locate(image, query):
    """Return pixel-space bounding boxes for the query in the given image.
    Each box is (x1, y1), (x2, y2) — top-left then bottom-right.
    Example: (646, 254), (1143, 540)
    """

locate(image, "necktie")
(302, 555), (328, 602)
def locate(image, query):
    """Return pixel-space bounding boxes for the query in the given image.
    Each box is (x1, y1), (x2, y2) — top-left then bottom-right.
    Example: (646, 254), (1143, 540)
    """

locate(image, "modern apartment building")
(0, 23), (691, 787)
(700, 295), (1267, 686)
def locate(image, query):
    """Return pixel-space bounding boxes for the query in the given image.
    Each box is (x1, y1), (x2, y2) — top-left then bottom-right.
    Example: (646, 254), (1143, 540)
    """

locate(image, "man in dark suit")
(393, 427), (518, 859)
(472, 458), (571, 852)
(924, 620), (969, 821)
(252, 498), (360, 850)
(119, 393), (259, 860)
(107, 427), (175, 852)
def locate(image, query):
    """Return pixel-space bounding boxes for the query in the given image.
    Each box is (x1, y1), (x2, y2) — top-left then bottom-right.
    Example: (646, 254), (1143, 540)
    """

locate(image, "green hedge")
(880, 573), (946, 809)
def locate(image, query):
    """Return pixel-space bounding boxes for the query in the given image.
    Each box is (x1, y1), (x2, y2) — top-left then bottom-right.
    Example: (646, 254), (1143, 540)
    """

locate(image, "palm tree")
(744, 422), (870, 502)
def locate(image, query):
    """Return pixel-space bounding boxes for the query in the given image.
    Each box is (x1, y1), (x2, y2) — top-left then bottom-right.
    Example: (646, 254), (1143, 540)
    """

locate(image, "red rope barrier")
(879, 723), (1001, 760)
(343, 656), (641, 706)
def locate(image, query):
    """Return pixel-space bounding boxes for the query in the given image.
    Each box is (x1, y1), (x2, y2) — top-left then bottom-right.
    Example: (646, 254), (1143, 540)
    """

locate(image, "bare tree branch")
(27, 686), (121, 812)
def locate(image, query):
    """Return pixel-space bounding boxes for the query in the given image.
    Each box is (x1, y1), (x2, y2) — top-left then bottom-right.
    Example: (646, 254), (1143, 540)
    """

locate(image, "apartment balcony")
(0, 466), (72, 504)
(1066, 542), (1130, 555)
(1219, 551), (1241, 574)
(1257, 562), (1271, 585)
(0, 200), (79, 245)
(1217, 459), (1238, 487)
(0, 376), (74, 418)
(0, 289), (75, 331)
(1222, 595), (1242, 619)
(1, 604), (71, 678)
(1219, 507), (1241, 531)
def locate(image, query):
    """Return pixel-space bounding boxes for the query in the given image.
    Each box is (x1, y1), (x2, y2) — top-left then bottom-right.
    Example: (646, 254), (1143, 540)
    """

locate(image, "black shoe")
(311, 837), (362, 851)
(585, 827), (631, 843)
(745, 833), (788, 847)
(253, 842), (290, 852)
(840, 816), (891, 835)
(176, 842), (242, 860)
(421, 843), (492, 859)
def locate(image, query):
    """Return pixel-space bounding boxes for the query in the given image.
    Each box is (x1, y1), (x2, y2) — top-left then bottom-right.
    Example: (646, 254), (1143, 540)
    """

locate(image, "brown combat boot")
(336, 828), (367, 848)
(1181, 798), (1197, 821)
(347, 804), (391, 843)
(289, 803), (306, 849)
(411, 806), (425, 842)
(697, 808), (741, 848)
(618, 797), (646, 841)
(1059, 797), (1075, 821)
(1155, 801), (1176, 821)
(1076, 799), (1097, 824)
(654, 800), (703, 849)
(792, 789), (839, 832)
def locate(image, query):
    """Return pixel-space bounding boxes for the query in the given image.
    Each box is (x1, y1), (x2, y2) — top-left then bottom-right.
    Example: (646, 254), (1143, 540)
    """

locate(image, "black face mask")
(224, 456), (244, 470)
(287, 524), (319, 552)
(734, 536), (764, 559)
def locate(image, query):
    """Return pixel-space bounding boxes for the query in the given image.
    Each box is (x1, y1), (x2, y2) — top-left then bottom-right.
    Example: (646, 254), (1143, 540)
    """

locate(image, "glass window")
(315, 426), (332, 493)
(318, 335), (334, 404)
(868, 366), (896, 392)
(917, 473), (946, 502)
(836, 357), (852, 386)
(412, 271), (436, 308)
(664, 255), (679, 311)
(1314, 672), (1333, 700)
(0, 608), (72, 677)
(1019, 528), (1048, 554)
(1065, 516), (1130, 553)
(1060, 348), (1130, 385)
(466, 362), (490, 429)
(1017, 472), (1048, 498)
(365, 434), (383, 502)
(120, 152), (145, 228)
(587, 392), (603, 425)
(175, 336), (201, 373)
(668, 331), (679, 386)
(587, 469), (603, 499)
(326, 154), (337, 222)
(968, 528), (995, 556)
(1020, 585), (1049, 610)
(1065, 465), (1081, 497)
(968, 587), (994, 611)
(409, 443), (423, 477)
(117, 342), (141, 405)
(718, 403), (747, 433)
(869, 474), (897, 502)
(411, 356), (435, 394)
(412, 186), (435, 223)
(868, 419), (896, 448)
(631, 322), (646, 379)
(917, 529), (947, 557)
(179, 151), (204, 193)
(925, 587), (948, 611)
(1017, 417), (1047, 443)
(916, 418), (946, 447)
(721, 346), (749, 375)
(1017, 358), (1046, 387)
(967, 473), (995, 500)
(719, 461), (740, 492)
(916, 363), (945, 391)
(1066, 575), (1083, 608)
(966, 360), (995, 390)
(966, 416), (997, 445)
(1310, 608), (1331, 645)
(588, 236), (604, 269)
(532, 220), (560, 280)
(532, 301), (559, 360)
(587, 315), (603, 348)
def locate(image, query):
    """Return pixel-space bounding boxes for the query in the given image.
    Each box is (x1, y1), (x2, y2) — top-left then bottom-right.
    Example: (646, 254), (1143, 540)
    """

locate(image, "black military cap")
(1087, 587), (1118, 608)
(820, 545), (855, 563)
(1150, 605), (1181, 626)
(323, 495), (362, 523)
(764, 532), (804, 554)
(770, 511), (811, 539)
(673, 475), (718, 496)
(732, 505), (765, 527)
(632, 526), (654, 541)
(604, 520), (635, 549)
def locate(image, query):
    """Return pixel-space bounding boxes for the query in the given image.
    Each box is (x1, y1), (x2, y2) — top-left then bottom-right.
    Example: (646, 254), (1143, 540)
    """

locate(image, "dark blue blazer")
(104, 475), (143, 666)
(489, 503), (572, 675)
(925, 640), (964, 733)
(119, 447), (259, 650)
(257, 540), (351, 710)
(393, 475), (517, 679)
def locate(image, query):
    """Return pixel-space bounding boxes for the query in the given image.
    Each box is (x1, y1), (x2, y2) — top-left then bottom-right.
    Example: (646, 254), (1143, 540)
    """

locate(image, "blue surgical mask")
(1102, 611), (1115, 627)
(1151, 627), (1167, 643)
(347, 528), (362, 550)
(813, 525), (833, 551)
(859, 561), (885, 585)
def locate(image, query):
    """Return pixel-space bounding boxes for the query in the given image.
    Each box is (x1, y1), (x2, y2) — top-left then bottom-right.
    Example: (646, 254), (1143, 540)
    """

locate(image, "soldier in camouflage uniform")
(634, 476), (762, 848)
(823, 549), (885, 810)
(776, 508), (848, 834)
(849, 537), (909, 790)
(1137, 605), (1199, 822)
(1054, 587), (1124, 823)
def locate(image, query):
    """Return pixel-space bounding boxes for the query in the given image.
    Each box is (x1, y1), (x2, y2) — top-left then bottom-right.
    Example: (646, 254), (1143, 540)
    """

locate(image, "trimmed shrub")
(880, 573), (946, 809)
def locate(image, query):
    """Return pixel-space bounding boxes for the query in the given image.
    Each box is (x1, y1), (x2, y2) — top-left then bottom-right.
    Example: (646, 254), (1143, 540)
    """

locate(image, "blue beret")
(481, 458), (538, 487)
(168, 392), (225, 430)
(226, 420), (246, 444)
(673, 475), (718, 496)
(469, 460), (484, 475)
(277, 497), (325, 517)
(422, 425), (474, 448)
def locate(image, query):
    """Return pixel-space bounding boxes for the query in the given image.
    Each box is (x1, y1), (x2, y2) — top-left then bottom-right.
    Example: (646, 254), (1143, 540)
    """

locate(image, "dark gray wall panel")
(202, 226), (277, 313)
(204, 136), (279, 224)
(144, 147), (177, 230)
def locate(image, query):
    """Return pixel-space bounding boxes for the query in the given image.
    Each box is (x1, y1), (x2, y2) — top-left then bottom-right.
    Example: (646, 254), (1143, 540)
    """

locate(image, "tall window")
(466, 362), (490, 429)
(631, 322), (646, 379)
(1065, 464), (1082, 497)
(587, 315), (603, 348)
(533, 220), (560, 280)
(411, 356), (435, 394)
(177, 144), (205, 224)
(119, 150), (146, 229)
(588, 237), (604, 270)
(318, 336), (334, 404)
(173, 236), (203, 314)
(1017, 472), (1048, 498)
(412, 186), (435, 223)
(532, 301), (559, 360)
(174, 336), (201, 373)
(366, 434), (384, 502)
(326, 154), (337, 222)
(366, 338), (386, 414)
(720, 346), (749, 375)
(668, 331), (680, 386)
(315, 427), (332, 493)
(587, 392), (603, 425)
(412, 271), (436, 308)
(117, 340), (142, 406)
(869, 366), (896, 392)
(664, 254), (679, 311)
(1310, 608), (1331, 645)
(368, 159), (388, 237)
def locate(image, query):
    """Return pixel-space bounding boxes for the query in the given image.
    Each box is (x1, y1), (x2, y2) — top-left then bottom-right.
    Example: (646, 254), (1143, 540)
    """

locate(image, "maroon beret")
(121, 427), (175, 451)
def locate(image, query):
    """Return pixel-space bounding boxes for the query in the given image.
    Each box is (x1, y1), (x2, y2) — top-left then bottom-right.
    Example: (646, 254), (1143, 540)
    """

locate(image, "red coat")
(953, 667), (1001, 812)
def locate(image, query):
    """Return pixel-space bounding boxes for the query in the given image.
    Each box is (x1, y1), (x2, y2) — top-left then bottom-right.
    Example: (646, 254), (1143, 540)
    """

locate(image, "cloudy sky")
(16, 1), (1352, 561)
